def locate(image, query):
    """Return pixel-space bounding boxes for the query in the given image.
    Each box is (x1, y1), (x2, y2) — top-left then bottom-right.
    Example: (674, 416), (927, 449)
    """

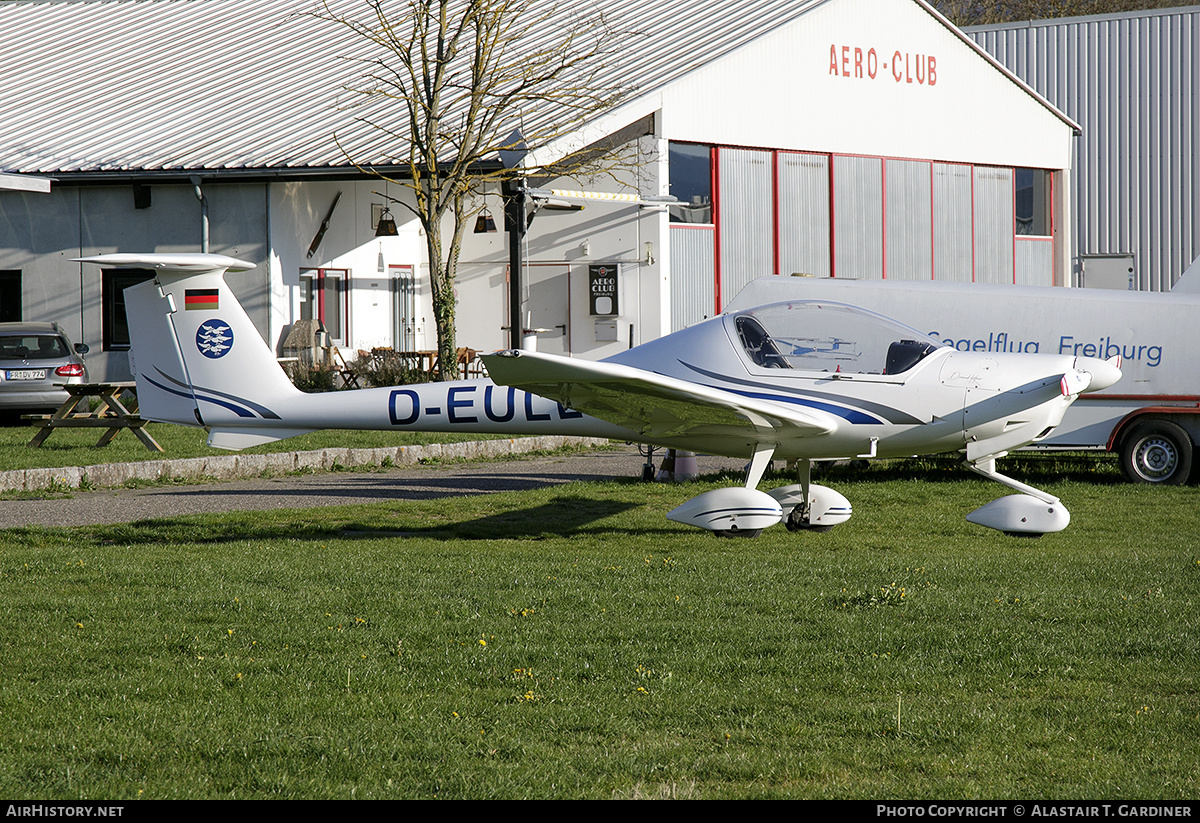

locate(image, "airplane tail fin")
(76, 254), (310, 448)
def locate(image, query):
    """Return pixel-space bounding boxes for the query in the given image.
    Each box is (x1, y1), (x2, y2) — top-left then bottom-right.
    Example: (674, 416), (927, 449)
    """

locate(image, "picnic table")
(25, 382), (163, 452)
(394, 348), (486, 378)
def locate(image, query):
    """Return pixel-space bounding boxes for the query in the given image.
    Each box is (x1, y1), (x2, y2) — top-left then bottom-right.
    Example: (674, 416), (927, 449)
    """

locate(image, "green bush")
(286, 362), (342, 392)
(350, 349), (430, 388)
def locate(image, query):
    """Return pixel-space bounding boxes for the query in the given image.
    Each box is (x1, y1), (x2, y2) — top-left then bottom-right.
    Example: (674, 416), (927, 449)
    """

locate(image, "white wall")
(454, 131), (670, 360)
(657, 0), (1073, 171)
(0, 181), (270, 381)
(268, 180), (427, 356)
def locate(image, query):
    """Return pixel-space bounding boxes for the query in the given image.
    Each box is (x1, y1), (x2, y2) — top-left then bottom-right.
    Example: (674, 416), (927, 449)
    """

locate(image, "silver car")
(0, 322), (89, 414)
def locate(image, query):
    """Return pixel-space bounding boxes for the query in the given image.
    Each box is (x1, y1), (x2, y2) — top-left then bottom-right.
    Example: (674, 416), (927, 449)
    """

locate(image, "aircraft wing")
(480, 349), (838, 442)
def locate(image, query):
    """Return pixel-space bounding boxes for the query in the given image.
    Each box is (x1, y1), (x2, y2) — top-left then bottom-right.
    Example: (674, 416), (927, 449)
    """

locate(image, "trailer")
(724, 271), (1200, 484)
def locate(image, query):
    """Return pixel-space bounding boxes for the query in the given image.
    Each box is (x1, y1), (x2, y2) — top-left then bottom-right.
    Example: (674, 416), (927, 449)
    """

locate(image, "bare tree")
(315, 0), (635, 379)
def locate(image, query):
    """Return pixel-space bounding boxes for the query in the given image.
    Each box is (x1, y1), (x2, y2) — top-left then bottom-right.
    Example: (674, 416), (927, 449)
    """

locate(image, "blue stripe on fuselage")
(717, 386), (883, 425)
(676, 360), (919, 425)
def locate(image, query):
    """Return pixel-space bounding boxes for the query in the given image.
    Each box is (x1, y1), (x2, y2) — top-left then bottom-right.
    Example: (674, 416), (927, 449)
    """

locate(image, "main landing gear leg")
(638, 444), (656, 482)
(785, 459), (815, 531)
(744, 444), (776, 490)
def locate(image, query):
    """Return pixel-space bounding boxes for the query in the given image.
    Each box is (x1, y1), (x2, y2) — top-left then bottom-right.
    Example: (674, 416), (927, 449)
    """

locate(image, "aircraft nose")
(1073, 354), (1123, 393)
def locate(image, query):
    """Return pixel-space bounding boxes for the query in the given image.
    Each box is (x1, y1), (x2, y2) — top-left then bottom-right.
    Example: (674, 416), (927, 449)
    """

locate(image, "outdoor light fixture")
(474, 207), (497, 234)
(375, 207), (398, 236)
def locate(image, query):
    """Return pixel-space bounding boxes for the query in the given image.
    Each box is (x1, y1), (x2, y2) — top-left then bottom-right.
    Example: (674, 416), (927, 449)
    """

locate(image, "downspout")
(190, 175), (209, 252)
(77, 188), (85, 342)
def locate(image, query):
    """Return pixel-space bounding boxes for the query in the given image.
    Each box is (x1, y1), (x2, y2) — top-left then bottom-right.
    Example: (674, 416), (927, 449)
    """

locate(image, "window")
(391, 264), (420, 352)
(102, 268), (155, 350)
(299, 268), (348, 345)
(0, 271), (20, 322)
(1015, 168), (1051, 236)
(0, 333), (68, 359)
(299, 274), (314, 321)
(668, 142), (713, 224)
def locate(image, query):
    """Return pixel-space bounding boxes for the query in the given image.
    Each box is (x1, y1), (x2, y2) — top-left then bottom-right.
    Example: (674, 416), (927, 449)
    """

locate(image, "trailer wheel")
(1119, 421), (1193, 484)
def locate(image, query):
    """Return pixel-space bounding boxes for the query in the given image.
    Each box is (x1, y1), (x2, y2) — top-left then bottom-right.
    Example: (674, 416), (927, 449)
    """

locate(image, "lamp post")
(499, 129), (529, 351)
(502, 178), (527, 351)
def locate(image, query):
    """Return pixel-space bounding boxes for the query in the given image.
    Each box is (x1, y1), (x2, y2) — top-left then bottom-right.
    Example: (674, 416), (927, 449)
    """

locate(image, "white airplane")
(77, 253), (1122, 537)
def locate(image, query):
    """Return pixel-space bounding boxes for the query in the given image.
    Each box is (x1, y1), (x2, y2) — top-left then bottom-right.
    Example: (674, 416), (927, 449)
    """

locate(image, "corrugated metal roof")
(0, 0), (830, 176)
(0, 0), (1070, 177)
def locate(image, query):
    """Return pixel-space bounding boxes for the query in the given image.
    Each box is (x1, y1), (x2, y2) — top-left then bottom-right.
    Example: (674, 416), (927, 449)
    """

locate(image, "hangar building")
(967, 4), (1200, 293)
(0, 0), (1077, 382)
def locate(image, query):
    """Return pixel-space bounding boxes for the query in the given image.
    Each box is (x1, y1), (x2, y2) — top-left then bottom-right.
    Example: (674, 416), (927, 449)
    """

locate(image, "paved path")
(2, 447), (745, 528)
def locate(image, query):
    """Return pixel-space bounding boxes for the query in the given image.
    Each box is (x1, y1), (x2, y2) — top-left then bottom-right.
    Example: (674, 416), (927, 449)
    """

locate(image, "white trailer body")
(725, 275), (1200, 484)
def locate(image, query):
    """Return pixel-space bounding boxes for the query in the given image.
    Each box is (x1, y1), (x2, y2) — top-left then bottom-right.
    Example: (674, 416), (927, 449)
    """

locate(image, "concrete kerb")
(0, 436), (611, 493)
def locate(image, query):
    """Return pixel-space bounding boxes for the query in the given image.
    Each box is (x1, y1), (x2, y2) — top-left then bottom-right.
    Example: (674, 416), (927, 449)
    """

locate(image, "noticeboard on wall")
(589, 264), (619, 316)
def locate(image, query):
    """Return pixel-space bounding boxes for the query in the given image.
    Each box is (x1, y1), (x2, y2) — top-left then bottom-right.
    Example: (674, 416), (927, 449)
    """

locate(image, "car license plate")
(6, 369), (46, 380)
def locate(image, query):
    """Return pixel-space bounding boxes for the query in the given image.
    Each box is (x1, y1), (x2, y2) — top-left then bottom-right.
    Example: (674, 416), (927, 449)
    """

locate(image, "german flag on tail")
(185, 289), (219, 311)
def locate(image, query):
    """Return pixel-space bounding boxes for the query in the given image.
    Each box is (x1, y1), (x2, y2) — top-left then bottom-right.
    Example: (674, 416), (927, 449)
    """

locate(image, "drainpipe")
(190, 175), (209, 252)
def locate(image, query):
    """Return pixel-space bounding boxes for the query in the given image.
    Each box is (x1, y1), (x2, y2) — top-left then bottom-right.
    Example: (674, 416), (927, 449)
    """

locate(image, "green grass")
(0, 421), (509, 472)
(0, 456), (1196, 799)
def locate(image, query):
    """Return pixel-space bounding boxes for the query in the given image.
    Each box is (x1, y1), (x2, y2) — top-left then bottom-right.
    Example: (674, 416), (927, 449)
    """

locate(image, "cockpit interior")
(729, 301), (943, 375)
